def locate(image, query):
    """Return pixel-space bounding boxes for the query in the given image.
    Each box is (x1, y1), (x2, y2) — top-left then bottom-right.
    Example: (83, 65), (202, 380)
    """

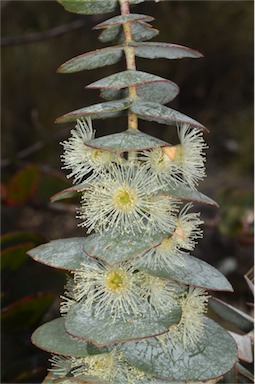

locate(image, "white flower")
(49, 350), (150, 383)
(61, 118), (121, 183)
(49, 354), (73, 377)
(166, 124), (207, 189)
(70, 261), (147, 321)
(135, 203), (202, 270)
(139, 273), (183, 314)
(165, 286), (209, 348)
(59, 276), (76, 316)
(171, 203), (203, 251)
(78, 164), (179, 234)
(139, 146), (179, 185)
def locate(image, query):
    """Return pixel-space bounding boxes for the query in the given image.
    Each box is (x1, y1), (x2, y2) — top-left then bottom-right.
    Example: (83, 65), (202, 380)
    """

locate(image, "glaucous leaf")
(99, 22), (159, 43)
(94, 14), (154, 29)
(120, 317), (238, 381)
(137, 253), (233, 291)
(132, 42), (203, 60)
(101, 79), (179, 104)
(32, 317), (110, 356)
(209, 297), (254, 332)
(58, 0), (144, 15)
(87, 129), (169, 151)
(65, 302), (181, 346)
(27, 238), (97, 271)
(57, 47), (123, 73)
(131, 100), (207, 130)
(82, 230), (168, 265)
(50, 183), (89, 202)
(55, 99), (130, 123)
(86, 71), (178, 97)
(57, 0), (118, 15)
(159, 180), (218, 206)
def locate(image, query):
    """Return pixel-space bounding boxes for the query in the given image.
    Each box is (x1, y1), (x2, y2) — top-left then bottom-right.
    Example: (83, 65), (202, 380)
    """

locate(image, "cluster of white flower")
(57, 117), (210, 382)
(61, 118), (207, 236)
(60, 261), (183, 320)
(49, 349), (150, 383)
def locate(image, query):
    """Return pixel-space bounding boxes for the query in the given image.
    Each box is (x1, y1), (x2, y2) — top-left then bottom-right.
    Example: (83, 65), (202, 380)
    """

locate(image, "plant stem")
(119, 0), (138, 131)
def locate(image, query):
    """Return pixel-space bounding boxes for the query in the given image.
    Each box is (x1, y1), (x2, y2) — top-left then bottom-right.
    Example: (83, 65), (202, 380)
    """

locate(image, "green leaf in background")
(1, 242), (34, 270)
(209, 297), (254, 332)
(65, 302), (181, 346)
(32, 317), (111, 357)
(5, 164), (39, 206)
(55, 99), (130, 123)
(130, 100), (207, 130)
(1, 292), (54, 330)
(132, 42), (203, 60)
(120, 317), (238, 381)
(57, 47), (123, 73)
(1, 231), (45, 250)
(37, 172), (71, 203)
(1, 231), (45, 270)
(137, 253), (233, 291)
(87, 130), (169, 151)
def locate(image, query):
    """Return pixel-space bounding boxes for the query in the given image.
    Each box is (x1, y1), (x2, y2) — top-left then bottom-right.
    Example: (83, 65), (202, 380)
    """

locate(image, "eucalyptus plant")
(28, 1), (238, 383)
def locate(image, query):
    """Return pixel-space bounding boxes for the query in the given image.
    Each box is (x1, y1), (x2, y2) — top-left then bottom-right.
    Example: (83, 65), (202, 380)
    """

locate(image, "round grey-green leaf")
(120, 317), (238, 381)
(101, 79), (179, 104)
(83, 230), (168, 265)
(87, 130), (170, 151)
(137, 253), (233, 292)
(131, 100), (207, 131)
(57, 0), (118, 15)
(31, 317), (110, 356)
(57, 47), (123, 73)
(65, 302), (181, 347)
(27, 237), (98, 271)
(94, 14), (154, 29)
(132, 42), (203, 60)
(55, 99), (130, 123)
(99, 22), (159, 43)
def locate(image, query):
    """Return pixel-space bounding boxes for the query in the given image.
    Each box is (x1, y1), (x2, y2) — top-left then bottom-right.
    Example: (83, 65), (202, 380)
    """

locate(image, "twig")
(1, 19), (88, 47)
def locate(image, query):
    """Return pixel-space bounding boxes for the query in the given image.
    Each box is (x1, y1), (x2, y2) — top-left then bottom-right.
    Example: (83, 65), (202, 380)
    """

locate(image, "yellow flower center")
(112, 186), (137, 212)
(158, 237), (173, 251)
(91, 149), (112, 164)
(106, 269), (129, 292)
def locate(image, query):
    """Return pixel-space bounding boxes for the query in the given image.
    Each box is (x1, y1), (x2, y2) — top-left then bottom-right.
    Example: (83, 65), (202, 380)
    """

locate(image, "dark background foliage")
(1, 1), (253, 383)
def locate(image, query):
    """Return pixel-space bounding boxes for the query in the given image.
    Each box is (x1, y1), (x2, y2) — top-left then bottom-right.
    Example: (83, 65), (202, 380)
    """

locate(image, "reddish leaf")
(6, 165), (39, 206)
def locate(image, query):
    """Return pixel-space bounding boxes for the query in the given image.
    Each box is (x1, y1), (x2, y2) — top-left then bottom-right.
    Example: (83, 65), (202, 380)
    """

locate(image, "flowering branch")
(28, 1), (238, 383)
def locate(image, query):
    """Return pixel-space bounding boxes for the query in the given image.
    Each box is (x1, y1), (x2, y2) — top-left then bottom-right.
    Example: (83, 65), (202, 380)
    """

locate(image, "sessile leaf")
(55, 99), (130, 123)
(120, 317), (238, 382)
(32, 317), (111, 356)
(130, 100), (207, 130)
(57, 0), (144, 15)
(65, 301), (181, 347)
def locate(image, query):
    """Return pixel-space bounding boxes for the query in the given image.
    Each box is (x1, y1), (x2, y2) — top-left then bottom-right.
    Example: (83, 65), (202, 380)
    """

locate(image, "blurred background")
(1, 1), (253, 383)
